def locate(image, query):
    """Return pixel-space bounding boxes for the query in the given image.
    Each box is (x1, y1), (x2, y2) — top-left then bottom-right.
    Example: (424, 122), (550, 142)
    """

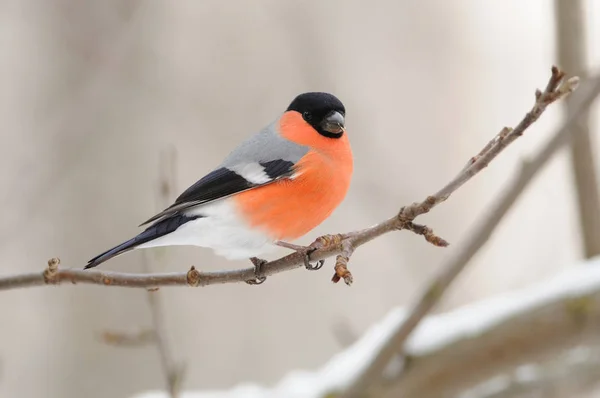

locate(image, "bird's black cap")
(286, 92), (346, 138)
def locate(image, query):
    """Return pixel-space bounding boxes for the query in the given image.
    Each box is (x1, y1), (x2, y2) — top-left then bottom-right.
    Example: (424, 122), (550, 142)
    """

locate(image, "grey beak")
(321, 111), (345, 134)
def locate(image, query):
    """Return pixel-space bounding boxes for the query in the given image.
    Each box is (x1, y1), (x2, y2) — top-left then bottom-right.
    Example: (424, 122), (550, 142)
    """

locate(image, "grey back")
(220, 119), (309, 167)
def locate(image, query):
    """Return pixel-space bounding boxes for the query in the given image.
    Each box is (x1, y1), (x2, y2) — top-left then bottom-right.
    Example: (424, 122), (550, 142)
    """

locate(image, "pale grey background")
(1, 1), (599, 397)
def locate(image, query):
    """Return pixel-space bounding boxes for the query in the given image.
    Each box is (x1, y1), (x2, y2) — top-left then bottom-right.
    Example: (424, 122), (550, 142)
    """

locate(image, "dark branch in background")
(143, 148), (185, 398)
(343, 73), (600, 398)
(144, 275), (185, 398)
(555, 0), (600, 258)
(0, 68), (578, 292)
(99, 148), (185, 397)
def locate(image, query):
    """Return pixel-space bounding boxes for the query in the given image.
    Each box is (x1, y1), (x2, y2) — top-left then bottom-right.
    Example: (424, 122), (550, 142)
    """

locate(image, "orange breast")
(233, 134), (353, 240)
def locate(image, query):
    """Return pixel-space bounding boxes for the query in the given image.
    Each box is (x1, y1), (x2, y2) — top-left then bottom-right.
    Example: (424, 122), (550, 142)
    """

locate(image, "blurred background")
(1, 0), (600, 397)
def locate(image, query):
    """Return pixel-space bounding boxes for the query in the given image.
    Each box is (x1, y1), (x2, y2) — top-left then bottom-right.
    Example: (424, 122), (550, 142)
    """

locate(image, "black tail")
(85, 214), (202, 269)
(85, 237), (140, 269)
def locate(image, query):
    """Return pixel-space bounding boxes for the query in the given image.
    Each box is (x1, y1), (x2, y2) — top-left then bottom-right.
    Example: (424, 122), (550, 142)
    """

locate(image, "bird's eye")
(303, 111), (312, 121)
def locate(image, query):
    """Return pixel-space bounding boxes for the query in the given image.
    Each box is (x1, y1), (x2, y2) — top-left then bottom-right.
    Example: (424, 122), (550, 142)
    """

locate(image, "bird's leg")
(275, 240), (325, 271)
(246, 257), (267, 285)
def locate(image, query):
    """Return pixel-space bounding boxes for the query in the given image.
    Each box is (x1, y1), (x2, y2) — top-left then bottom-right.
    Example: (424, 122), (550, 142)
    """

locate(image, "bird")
(85, 92), (353, 284)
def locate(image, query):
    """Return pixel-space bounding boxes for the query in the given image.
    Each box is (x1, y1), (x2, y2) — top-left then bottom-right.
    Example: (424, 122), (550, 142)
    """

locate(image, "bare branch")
(342, 73), (600, 397)
(0, 67), (578, 293)
(396, 67), (576, 223)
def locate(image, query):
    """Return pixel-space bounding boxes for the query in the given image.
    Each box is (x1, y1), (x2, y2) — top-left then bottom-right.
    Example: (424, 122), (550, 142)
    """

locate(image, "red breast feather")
(233, 111), (353, 240)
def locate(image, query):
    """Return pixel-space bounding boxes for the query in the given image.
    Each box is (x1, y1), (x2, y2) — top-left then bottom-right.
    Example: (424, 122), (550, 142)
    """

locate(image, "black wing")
(139, 159), (295, 226)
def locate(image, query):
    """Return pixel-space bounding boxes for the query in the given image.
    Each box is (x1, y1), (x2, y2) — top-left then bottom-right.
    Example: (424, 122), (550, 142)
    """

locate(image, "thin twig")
(0, 67), (578, 292)
(342, 73), (600, 397)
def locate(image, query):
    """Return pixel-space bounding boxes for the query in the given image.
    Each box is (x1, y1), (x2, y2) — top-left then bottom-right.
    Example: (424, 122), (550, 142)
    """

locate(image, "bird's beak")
(321, 111), (345, 134)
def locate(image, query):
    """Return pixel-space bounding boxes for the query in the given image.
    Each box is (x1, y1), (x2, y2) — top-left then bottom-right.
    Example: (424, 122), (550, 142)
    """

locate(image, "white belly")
(137, 199), (276, 259)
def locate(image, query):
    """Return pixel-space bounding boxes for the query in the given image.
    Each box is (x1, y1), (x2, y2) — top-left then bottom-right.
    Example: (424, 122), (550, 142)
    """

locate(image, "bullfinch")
(86, 92), (353, 283)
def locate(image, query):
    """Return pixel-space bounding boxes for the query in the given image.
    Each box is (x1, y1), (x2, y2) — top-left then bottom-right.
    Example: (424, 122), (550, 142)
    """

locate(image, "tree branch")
(555, 0), (600, 258)
(342, 73), (600, 397)
(0, 67), (578, 292)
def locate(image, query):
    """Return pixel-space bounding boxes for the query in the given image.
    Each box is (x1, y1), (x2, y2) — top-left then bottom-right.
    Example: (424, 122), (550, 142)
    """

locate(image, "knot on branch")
(186, 266), (201, 287)
(43, 257), (60, 284)
(398, 196), (437, 223)
(313, 234), (344, 250)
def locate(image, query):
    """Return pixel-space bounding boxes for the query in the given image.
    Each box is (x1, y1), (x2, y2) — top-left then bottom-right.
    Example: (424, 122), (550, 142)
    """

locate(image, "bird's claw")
(274, 240), (325, 271)
(246, 257), (267, 285)
(246, 276), (266, 285)
(303, 247), (324, 271)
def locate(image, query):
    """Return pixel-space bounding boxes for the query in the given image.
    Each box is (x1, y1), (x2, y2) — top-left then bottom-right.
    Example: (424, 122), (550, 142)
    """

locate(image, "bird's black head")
(286, 92), (346, 139)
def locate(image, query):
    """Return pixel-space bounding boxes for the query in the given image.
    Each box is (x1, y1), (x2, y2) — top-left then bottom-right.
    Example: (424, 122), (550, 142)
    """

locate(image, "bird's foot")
(246, 257), (267, 285)
(275, 241), (325, 271)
